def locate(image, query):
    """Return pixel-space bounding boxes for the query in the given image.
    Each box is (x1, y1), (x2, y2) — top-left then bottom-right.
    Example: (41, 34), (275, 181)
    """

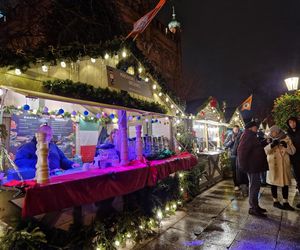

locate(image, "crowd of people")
(225, 117), (300, 217)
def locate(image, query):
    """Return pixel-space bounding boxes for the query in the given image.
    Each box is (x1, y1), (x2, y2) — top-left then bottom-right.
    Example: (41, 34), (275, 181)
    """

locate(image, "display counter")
(3, 152), (197, 217)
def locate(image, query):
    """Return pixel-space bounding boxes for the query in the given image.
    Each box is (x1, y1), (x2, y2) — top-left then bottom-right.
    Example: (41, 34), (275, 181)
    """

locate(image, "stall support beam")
(118, 110), (129, 166)
(135, 125), (143, 161)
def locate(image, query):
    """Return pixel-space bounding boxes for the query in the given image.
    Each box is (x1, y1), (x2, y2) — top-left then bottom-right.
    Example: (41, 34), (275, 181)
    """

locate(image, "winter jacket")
(237, 129), (268, 173)
(287, 119), (300, 166)
(224, 131), (242, 157)
(15, 137), (74, 171)
(265, 136), (296, 187)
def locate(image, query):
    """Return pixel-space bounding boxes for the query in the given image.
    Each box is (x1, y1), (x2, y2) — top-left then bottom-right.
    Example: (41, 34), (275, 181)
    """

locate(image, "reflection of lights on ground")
(182, 240), (204, 247)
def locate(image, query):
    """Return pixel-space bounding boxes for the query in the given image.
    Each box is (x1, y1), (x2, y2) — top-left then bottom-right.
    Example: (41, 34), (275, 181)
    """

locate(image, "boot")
(273, 201), (284, 209)
(257, 206), (267, 213)
(248, 208), (267, 217)
(283, 202), (295, 211)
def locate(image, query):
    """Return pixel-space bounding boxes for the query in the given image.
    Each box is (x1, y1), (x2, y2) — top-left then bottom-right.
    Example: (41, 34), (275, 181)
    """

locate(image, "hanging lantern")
(109, 114), (115, 119)
(58, 108), (64, 115)
(84, 111), (89, 116)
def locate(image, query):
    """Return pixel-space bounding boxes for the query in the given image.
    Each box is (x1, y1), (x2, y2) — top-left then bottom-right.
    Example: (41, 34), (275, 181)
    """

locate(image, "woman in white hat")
(264, 125), (296, 210)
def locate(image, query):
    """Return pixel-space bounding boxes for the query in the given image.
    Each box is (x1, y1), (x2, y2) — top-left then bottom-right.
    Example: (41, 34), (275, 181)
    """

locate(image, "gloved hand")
(271, 139), (279, 148)
(280, 141), (287, 148)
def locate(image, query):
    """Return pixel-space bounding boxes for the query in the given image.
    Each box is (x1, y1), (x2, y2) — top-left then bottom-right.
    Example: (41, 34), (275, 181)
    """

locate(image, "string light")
(171, 104), (174, 109)
(138, 67), (143, 73)
(179, 173), (183, 177)
(176, 110), (179, 114)
(152, 84), (157, 90)
(122, 50), (127, 58)
(42, 65), (48, 72)
(114, 240), (120, 247)
(15, 68), (21, 75)
(165, 97), (169, 102)
(156, 210), (163, 220)
(90, 58), (96, 63)
(145, 77), (149, 82)
(165, 206), (170, 211)
(159, 92), (162, 97)
(60, 61), (67, 68)
(104, 53), (109, 59)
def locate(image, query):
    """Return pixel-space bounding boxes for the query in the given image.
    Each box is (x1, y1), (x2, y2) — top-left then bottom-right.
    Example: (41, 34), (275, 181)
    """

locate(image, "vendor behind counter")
(13, 124), (79, 179)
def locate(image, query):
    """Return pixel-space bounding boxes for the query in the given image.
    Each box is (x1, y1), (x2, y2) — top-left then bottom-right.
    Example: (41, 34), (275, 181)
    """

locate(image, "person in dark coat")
(15, 125), (79, 175)
(237, 121), (268, 217)
(286, 117), (300, 209)
(224, 125), (242, 190)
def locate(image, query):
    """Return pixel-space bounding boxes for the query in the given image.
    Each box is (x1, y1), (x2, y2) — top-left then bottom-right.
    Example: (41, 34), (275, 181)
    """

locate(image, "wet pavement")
(136, 180), (300, 250)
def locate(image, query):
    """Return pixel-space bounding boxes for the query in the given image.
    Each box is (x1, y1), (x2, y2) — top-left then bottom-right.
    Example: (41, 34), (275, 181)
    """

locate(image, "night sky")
(158, 0), (300, 119)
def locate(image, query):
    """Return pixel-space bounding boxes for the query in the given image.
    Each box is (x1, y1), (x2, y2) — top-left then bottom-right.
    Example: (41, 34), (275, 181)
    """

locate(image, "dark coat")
(15, 137), (74, 171)
(287, 118), (300, 165)
(224, 131), (242, 157)
(237, 129), (268, 173)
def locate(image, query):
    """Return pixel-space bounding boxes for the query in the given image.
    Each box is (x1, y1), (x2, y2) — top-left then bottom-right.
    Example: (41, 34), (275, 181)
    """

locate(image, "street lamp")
(285, 77), (299, 91)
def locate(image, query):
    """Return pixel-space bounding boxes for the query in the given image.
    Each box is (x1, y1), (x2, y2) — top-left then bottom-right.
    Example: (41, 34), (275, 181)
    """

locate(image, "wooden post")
(35, 132), (49, 184)
(118, 110), (129, 166)
(135, 124), (143, 161)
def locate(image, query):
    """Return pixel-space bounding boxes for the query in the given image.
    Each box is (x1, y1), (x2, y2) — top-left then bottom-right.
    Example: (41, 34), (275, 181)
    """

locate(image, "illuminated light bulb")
(171, 104), (174, 109)
(42, 65), (48, 72)
(90, 58), (96, 63)
(115, 240), (120, 247)
(172, 204), (177, 209)
(138, 67), (143, 73)
(166, 206), (170, 211)
(176, 110), (179, 114)
(91, 117), (94, 120)
(32, 109), (38, 114)
(177, 201), (182, 205)
(152, 84), (157, 90)
(177, 133), (181, 136)
(126, 233), (131, 238)
(139, 225), (144, 229)
(165, 97), (169, 102)
(15, 68), (21, 75)
(157, 210), (163, 220)
(180, 187), (184, 191)
(122, 50), (127, 58)
(104, 53), (109, 59)
(145, 118), (149, 122)
(112, 117), (118, 123)
(165, 117), (169, 121)
(179, 173), (183, 177)
(158, 92), (162, 97)
(60, 61), (66, 68)
(178, 146), (182, 151)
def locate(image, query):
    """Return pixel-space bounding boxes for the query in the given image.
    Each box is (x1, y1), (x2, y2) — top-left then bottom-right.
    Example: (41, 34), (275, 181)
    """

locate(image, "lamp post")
(285, 77), (299, 91)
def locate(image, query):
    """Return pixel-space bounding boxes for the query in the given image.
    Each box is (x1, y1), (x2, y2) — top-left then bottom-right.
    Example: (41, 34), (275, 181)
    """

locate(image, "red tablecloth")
(21, 153), (197, 217)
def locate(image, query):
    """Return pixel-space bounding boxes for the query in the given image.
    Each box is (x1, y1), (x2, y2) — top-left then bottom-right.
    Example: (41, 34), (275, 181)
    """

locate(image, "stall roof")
(1, 85), (172, 117)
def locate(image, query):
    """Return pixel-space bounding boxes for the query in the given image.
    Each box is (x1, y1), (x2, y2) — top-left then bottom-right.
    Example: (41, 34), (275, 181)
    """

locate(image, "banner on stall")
(10, 113), (75, 159)
(106, 66), (152, 98)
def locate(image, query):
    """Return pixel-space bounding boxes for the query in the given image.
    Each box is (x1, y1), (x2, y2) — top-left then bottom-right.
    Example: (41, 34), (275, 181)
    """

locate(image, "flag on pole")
(126, 0), (166, 40)
(240, 95), (253, 111)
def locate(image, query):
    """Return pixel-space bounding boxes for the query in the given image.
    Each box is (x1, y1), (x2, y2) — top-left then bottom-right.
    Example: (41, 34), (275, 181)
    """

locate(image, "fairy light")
(145, 77), (149, 82)
(172, 204), (177, 210)
(126, 233), (131, 238)
(15, 68), (21, 75)
(60, 61), (66, 68)
(138, 67), (143, 73)
(159, 92), (162, 97)
(91, 58), (96, 63)
(41, 65), (48, 72)
(180, 187), (184, 192)
(171, 104), (174, 109)
(165, 206), (170, 211)
(177, 132), (181, 136)
(122, 50), (127, 58)
(156, 210), (163, 220)
(152, 84), (157, 90)
(178, 146), (182, 151)
(179, 173), (183, 178)
(114, 240), (120, 247)
(165, 97), (169, 102)
(176, 110), (179, 114)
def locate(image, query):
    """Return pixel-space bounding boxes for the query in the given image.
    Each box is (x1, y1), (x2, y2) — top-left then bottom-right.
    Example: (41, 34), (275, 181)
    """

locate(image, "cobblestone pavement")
(136, 180), (300, 250)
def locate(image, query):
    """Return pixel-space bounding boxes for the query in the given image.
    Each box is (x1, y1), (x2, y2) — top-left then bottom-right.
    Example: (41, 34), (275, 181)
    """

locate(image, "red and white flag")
(126, 0), (166, 40)
(240, 95), (253, 111)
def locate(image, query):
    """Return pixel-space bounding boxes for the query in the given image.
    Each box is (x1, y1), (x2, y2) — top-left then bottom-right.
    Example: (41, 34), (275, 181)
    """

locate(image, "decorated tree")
(273, 91), (300, 129)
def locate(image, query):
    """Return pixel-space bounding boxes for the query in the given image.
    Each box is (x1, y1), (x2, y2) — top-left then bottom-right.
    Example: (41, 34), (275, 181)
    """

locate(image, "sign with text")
(106, 66), (152, 98)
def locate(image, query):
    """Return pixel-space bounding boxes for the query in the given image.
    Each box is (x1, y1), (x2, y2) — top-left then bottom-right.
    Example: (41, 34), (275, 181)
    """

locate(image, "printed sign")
(10, 114), (75, 159)
(106, 66), (152, 98)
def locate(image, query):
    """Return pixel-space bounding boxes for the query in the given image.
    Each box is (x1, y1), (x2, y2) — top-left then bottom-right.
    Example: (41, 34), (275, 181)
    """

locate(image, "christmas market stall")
(228, 108), (245, 129)
(186, 97), (228, 190)
(0, 41), (199, 237)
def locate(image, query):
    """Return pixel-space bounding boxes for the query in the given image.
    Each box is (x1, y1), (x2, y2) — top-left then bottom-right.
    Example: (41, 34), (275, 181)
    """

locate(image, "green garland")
(42, 79), (167, 114)
(0, 163), (205, 250)
(0, 38), (183, 109)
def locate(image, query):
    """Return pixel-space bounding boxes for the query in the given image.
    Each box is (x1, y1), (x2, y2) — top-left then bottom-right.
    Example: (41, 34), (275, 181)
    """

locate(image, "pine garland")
(42, 79), (168, 114)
